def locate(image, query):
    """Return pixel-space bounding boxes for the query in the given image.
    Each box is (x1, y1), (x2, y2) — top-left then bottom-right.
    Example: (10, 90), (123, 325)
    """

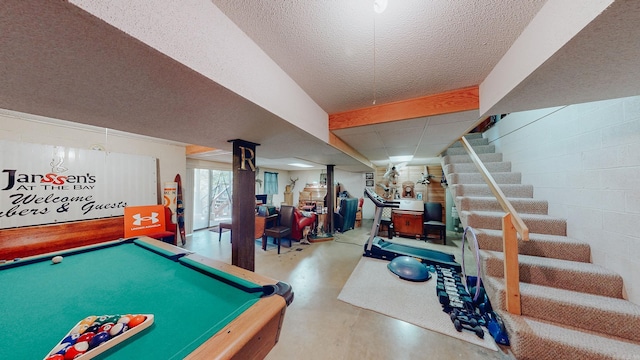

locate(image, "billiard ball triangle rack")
(44, 313), (154, 360)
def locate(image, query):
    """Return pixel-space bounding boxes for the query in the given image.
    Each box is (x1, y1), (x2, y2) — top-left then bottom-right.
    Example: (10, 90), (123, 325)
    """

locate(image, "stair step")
(457, 196), (548, 214)
(473, 228), (591, 262)
(446, 172), (521, 185)
(448, 137), (489, 148)
(442, 152), (503, 165)
(463, 210), (566, 235)
(480, 250), (623, 298)
(497, 311), (640, 360)
(483, 277), (640, 343)
(443, 133), (639, 359)
(450, 184), (534, 198)
(444, 161), (512, 174)
(444, 144), (495, 156)
(463, 132), (484, 140)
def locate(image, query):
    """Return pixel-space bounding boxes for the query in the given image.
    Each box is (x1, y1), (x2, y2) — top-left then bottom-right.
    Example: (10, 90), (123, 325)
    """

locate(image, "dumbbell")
(440, 269), (460, 278)
(438, 291), (465, 308)
(450, 310), (484, 338)
(453, 318), (484, 338)
(437, 280), (466, 293)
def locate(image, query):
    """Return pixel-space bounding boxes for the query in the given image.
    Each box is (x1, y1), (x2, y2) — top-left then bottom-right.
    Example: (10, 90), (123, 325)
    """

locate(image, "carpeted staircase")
(442, 133), (640, 360)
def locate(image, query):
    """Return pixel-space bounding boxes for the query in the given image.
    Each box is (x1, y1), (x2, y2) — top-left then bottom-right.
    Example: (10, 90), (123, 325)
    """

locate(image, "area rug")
(338, 256), (498, 351)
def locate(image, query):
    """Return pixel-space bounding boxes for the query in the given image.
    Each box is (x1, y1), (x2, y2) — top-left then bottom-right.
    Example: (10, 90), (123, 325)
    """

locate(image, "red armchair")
(147, 206), (177, 245)
(291, 207), (317, 240)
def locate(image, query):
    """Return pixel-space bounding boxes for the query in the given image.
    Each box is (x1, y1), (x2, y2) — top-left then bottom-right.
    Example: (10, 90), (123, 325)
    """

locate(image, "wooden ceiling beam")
(328, 132), (374, 169)
(186, 145), (216, 155)
(329, 86), (479, 130)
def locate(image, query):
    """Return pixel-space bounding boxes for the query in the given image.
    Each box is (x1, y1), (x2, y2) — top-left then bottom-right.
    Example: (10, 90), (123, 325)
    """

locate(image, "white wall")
(484, 95), (640, 303)
(255, 167), (290, 207)
(335, 169), (373, 219)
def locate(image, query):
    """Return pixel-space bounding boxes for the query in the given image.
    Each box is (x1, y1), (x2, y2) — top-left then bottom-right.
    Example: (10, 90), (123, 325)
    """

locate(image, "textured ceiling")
(1, 1), (639, 172)
(212, 0), (547, 114)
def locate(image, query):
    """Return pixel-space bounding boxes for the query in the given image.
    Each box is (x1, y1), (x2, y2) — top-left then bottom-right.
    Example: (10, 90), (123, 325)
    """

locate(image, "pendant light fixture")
(372, 0), (387, 104)
(374, 0), (388, 14)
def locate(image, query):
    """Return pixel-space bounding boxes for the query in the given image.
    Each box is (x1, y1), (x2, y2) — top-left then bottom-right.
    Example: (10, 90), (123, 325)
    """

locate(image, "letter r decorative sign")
(238, 146), (256, 171)
(229, 139), (260, 172)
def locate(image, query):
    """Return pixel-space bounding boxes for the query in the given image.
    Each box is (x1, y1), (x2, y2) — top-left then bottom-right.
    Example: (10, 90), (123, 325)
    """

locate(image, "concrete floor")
(184, 220), (515, 360)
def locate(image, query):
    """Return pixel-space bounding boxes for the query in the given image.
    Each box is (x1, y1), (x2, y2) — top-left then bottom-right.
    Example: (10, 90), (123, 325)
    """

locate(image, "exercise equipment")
(363, 188), (461, 272)
(457, 226), (510, 345)
(436, 266), (474, 313)
(450, 309), (485, 338)
(486, 311), (510, 345)
(387, 256), (432, 282)
(435, 265), (485, 339)
(461, 226), (483, 303)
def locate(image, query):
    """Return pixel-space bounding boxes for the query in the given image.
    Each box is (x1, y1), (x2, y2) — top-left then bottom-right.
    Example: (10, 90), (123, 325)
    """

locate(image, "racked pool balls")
(127, 315), (147, 328)
(60, 333), (80, 346)
(85, 324), (101, 334)
(95, 315), (110, 324)
(108, 322), (128, 337)
(77, 332), (95, 344)
(70, 323), (89, 335)
(49, 343), (72, 356)
(45, 354), (64, 360)
(89, 331), (110, 348)
(79, 316), (97, 327)
(98, 323), (115, 333)
(117, 315), (131, 325)
(63, 341), (89, 360)
(103, 315), (120, 324)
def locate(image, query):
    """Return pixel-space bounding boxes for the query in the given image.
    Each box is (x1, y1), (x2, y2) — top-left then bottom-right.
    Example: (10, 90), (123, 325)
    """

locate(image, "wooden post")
(326, 165), (334, 233)
(229, 139), (259, 271)
(502, 213), (521, 315)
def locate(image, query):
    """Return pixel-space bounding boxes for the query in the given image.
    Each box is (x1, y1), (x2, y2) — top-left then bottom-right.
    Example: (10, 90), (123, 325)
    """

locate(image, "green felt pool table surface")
(0, 237), (291, 359)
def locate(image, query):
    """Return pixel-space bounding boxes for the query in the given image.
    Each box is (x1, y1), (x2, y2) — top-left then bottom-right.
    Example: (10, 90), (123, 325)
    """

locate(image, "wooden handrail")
(460, 137), (529, 241)
(459, 136), (529, 315)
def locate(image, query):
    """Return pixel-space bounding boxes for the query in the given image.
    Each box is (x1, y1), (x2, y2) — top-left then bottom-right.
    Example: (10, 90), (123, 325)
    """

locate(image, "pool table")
(0, 236), (293, 359)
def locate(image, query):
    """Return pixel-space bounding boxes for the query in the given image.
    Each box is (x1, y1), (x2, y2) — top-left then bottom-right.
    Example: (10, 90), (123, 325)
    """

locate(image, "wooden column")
(229, 139), (259, 271)
(502, 213), (522, 315)
(326, 165), (334, 233)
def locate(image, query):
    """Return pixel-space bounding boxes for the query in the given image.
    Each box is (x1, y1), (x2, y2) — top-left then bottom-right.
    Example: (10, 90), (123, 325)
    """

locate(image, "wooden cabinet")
(298, 185), (326, 210)
(392, 210), (423, 239)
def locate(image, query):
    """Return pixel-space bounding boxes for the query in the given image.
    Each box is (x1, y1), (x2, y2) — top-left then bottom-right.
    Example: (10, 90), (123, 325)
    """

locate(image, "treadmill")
(363, 188), (461, 272)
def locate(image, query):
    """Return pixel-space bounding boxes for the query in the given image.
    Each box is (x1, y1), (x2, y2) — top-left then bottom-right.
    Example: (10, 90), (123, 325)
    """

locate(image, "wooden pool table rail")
(0, 216), (124, 260)
(185, 294), (286, 360)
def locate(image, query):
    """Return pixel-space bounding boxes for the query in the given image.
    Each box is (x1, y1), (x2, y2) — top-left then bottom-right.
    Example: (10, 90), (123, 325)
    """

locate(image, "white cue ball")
(52, 255), (63, 264)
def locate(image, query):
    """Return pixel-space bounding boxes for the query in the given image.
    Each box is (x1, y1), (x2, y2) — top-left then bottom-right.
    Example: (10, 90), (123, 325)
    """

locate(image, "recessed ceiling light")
(389, 155), (413, 162)
(289, 163), (314, 168)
